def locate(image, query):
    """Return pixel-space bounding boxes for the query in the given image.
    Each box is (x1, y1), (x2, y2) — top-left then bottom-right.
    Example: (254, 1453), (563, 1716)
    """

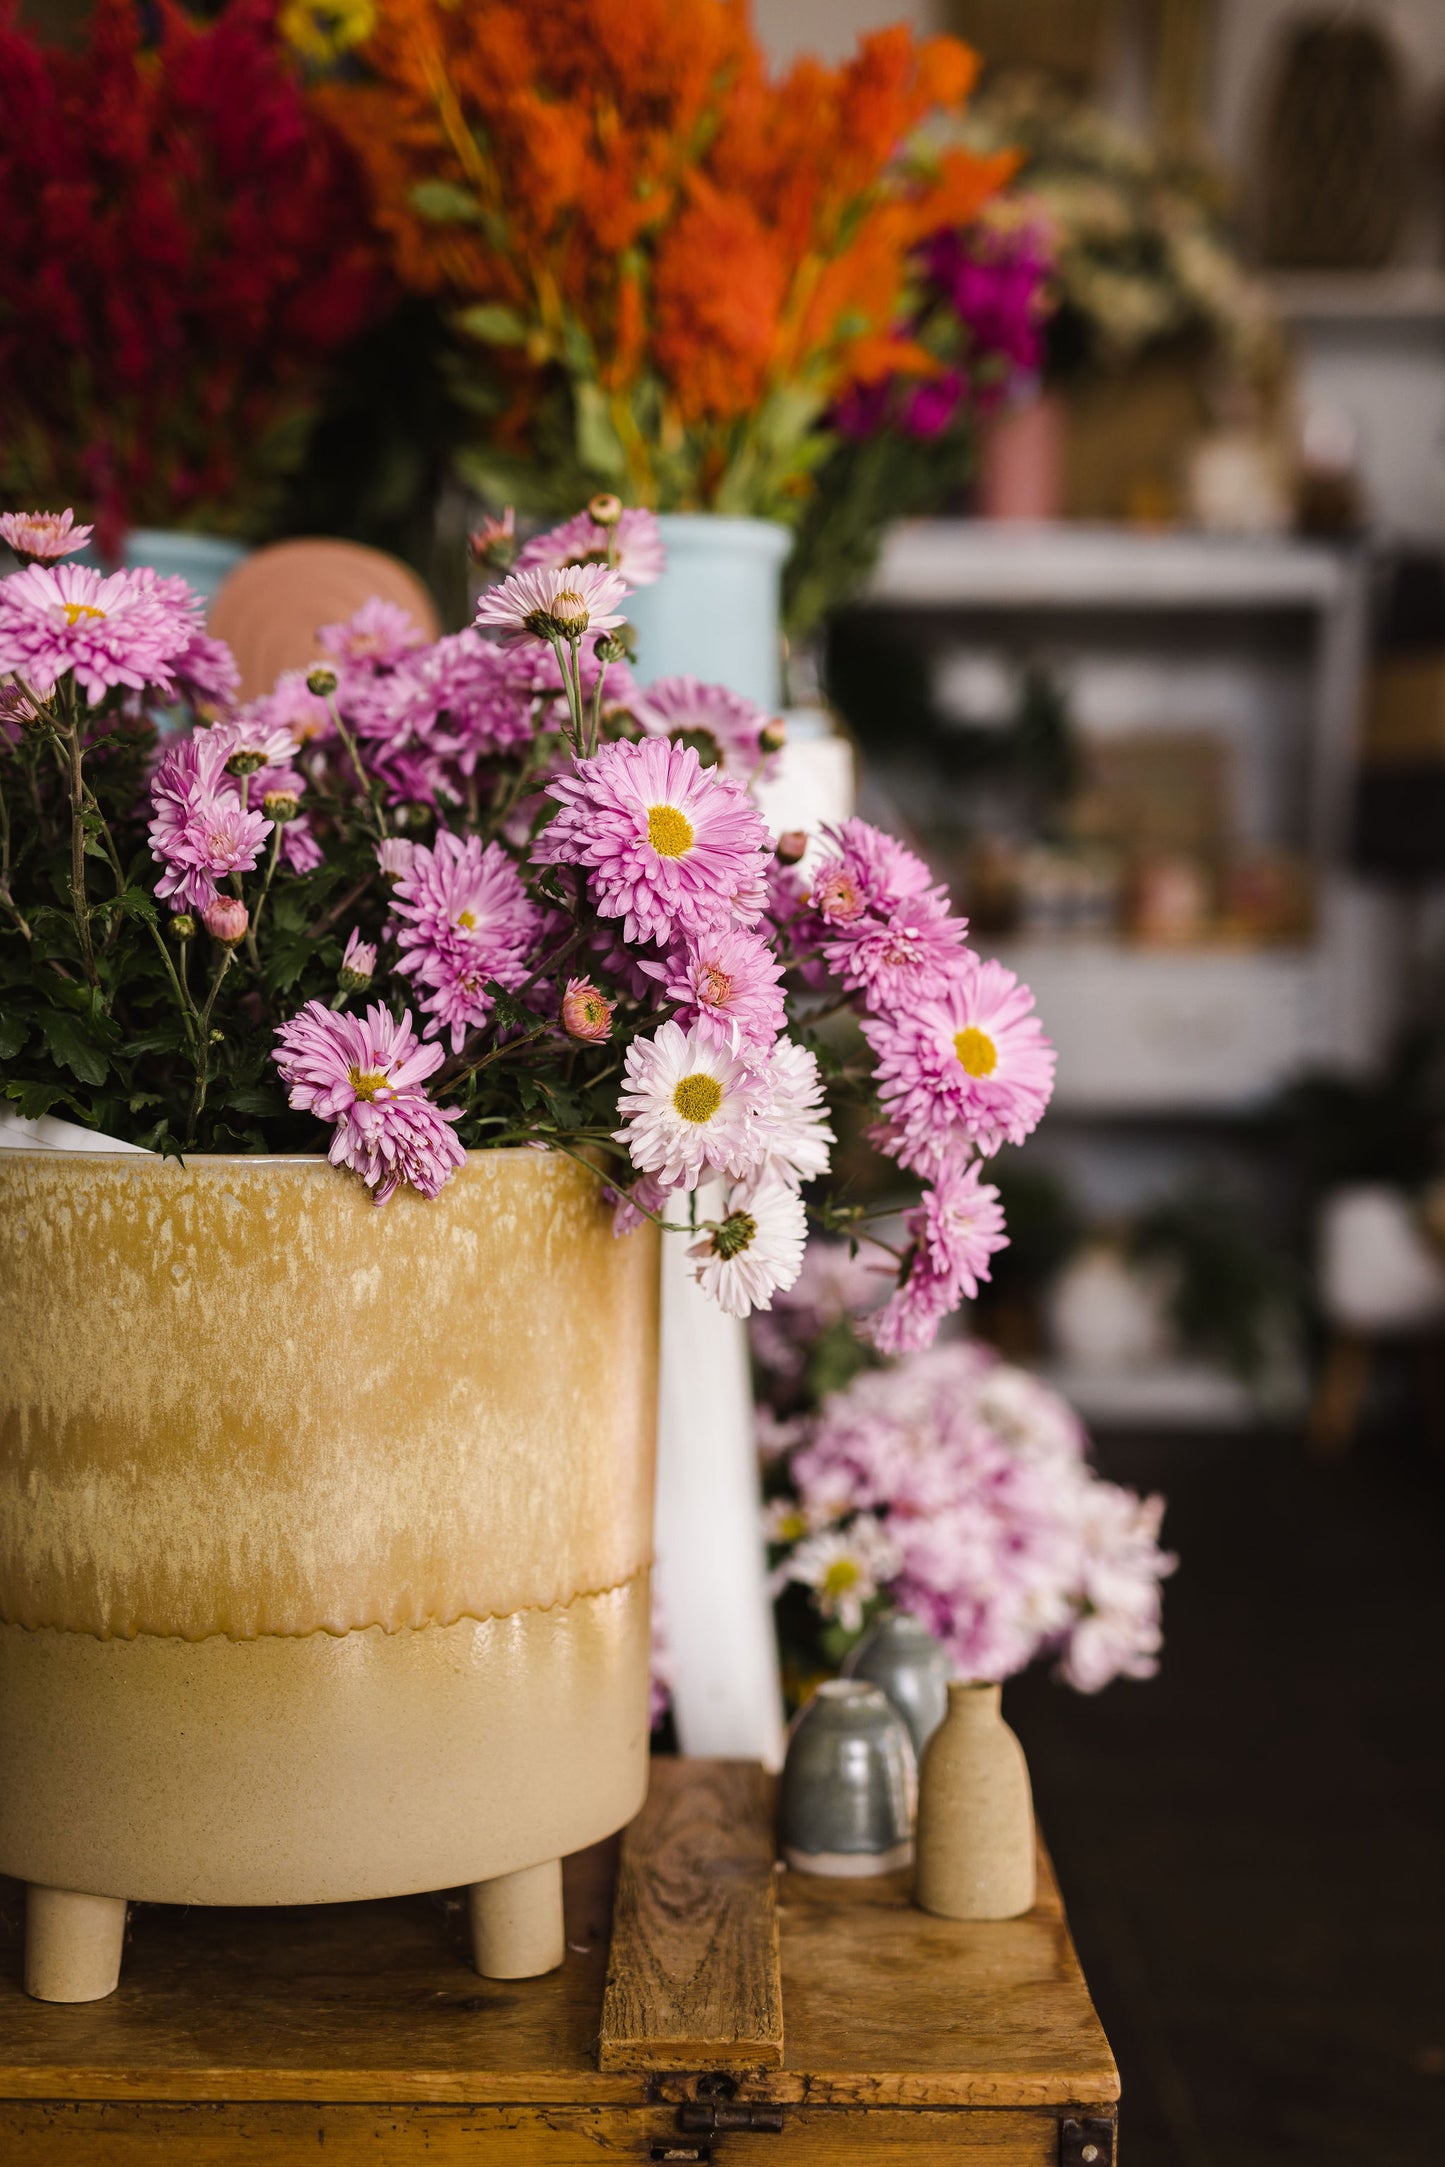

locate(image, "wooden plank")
(664, 1840), (1119, 2110)
(0, 2100), (1074, 2163)
(598, 1757), (783, 2072)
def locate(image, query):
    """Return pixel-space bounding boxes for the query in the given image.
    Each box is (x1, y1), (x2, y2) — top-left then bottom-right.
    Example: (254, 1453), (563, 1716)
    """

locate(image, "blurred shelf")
(1041, 1360), (1300, 1430)
(1266, 267), (1445, 326)
(868, 522), (1346, 611)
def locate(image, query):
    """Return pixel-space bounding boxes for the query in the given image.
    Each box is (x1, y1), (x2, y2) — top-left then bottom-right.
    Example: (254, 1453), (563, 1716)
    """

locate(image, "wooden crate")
(0, 1759), (1118, 2163)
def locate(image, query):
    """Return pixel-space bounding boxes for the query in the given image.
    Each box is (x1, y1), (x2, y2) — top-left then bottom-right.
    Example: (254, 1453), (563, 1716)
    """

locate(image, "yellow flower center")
(348, 1066), (389, 1102)
(673, 1071), (723, 1124)
(823, 1558), (861, 1598)
(647, 803), (695, 858)
(456, 908), (477, 930)
(777, 1510), (807, 1543)
(62, 602), (106, 626)
(954, 1026), (998, 1078)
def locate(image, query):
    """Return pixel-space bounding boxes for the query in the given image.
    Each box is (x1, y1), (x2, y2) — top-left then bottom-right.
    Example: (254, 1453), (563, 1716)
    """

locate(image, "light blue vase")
(624, 515), (792, 709)
(119, 529), (249, 605)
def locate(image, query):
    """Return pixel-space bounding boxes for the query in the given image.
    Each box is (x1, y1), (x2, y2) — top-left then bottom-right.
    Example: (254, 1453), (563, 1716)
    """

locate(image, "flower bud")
(338, 927), (377, 993)
(469, 507), (517, 572)
(202, 896), (248, 945)
(587, 492), (623, 528)
(775, 829), (808, 866)
(376, 836), (415, 880)
(169, 912), (196, 941)
(305, 666), (338, 698)
(224, 749), (267, 777)
(593, 630), (629, 666)
(561, 975), (615, 1044)
(759, 718), (787, 755)
(262, 789), (300, 824)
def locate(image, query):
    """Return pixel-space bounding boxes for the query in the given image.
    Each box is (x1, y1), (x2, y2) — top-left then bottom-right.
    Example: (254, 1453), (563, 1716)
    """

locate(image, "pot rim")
(0, 1144), (609, 1169)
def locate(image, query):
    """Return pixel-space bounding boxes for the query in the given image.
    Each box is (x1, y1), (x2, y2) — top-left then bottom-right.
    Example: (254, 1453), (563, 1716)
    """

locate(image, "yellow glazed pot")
(0, 1150), (660, 2000)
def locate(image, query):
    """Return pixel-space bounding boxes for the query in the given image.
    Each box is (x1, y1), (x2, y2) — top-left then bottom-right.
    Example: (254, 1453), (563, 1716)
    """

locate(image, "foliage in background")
(312, 0), (1015, 524)
(0, 0), (390, 552)
(1131, 1187), (1301, 1385)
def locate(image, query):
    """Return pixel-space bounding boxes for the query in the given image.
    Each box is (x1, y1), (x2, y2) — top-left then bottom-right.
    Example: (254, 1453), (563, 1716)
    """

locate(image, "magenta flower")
(863, 955), (1055, 1168)
(633, 674), (782, 783)
(390, 830), (541, 1049)
(815, 819), (936, 915)
(822, 890), (970, 1010)
(517, 505), (665, 589)
(0, 561), (195, 704)
(537, 737), (770, 947)
(661, 927), (786, 1054)
(272, 999), (465, 1204)
(863, 1158), (1008, 1355)
(340, 928), (377, 987)
(148, 727), (273, 912)
(474, 561), (629, 646)
(318, 597), (427, 670)
(0, 509), (94, 565)
(202, 895), (249, 945)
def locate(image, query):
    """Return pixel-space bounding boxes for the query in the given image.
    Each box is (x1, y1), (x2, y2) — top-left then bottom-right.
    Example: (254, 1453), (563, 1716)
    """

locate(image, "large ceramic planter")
(0, 1150), (659, 1999)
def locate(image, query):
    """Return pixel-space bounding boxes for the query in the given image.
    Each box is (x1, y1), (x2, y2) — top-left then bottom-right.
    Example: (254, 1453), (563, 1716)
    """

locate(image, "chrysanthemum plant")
(0, 499), (1054, 1333)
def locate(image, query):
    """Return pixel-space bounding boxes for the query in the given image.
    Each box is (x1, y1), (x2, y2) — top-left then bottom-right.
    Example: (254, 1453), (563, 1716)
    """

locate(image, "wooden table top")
(0, 1758), (1116, 2119)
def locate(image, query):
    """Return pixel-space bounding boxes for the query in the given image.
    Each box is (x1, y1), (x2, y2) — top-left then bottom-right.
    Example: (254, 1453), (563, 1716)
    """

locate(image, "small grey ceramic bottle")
(842, 1611), (951, 1760)
(779, 1680), (916, 1876)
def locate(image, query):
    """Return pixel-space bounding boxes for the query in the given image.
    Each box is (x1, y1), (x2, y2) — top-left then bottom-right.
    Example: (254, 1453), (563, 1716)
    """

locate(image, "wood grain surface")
(0, 1755), (1117, 2154)
(598, 1755), (783, 2070)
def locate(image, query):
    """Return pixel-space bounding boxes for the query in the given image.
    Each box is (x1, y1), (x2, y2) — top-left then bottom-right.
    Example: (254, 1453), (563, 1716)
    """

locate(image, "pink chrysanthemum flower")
(340, 928), (377, 987)
(318, 597), (427, 671)
(517, 505), (665, 589)
(148, 728), (273, 912)
(863, 1158), (1008, 1356)
(561, 976), (614, 1043)
(0, 561), (194, 704)
(390, 830), (541, 1049)
(474, 561), (629, 645)
(537, 737), (770, 947)
(377, 836), (416, 880)
(822, 890), (971, 1010)
(817, 818), (936, 912)
(633, 675), (781, 783)
(863, 955), (1055, 1166)
(0, 509), (93, 565)
(272, 999), (465, 1205)
(248, 670), (335, 748)
(172, 630), (241, 715)
(615, 1019), (768, 1190)
(661, 927), (786, 1054)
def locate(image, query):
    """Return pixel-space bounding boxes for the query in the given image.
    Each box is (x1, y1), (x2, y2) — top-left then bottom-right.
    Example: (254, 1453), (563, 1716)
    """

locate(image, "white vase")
(624, 515), (792, 708)
(636, 515), (796, 1772)
(1318, 1184), (1445, 1332)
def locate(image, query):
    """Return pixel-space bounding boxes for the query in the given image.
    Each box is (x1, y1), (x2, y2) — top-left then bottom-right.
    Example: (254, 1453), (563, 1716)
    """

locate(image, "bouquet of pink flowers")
(762, 1324), (1175, 1693)
(0, 498), (1053, 1335)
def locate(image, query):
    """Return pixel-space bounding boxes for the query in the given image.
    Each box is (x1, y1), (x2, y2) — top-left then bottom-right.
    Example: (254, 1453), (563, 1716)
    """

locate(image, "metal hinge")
(676, 2100), (786, 2134)
(1060, 2116), (1115, 2167)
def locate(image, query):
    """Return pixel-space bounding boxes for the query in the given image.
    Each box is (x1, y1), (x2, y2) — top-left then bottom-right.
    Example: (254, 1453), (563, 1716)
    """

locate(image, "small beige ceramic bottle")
(913, 1682), (1036, 1920)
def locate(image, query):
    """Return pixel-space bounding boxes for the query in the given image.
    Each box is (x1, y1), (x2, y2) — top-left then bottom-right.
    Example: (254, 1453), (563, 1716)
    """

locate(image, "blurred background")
(6, 0), (1445, 2158)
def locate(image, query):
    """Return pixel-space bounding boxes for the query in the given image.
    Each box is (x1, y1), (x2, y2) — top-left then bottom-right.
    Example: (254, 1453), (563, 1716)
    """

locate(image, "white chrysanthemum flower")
(778, 1515), (903, 1633)
(755, 1036), (834, 1189)
(690, 1173), (807, 1318)
(615, 1019), (766, 1190)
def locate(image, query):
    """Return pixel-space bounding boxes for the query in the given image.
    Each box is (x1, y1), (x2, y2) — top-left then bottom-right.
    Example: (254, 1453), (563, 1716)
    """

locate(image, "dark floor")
(1007, 1415), (1445, 2167)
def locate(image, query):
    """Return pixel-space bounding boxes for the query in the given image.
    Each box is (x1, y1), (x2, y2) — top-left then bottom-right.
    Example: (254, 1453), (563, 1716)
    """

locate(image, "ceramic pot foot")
(25, 1885), (127, 2002)
(468, 1857), (564, 1979)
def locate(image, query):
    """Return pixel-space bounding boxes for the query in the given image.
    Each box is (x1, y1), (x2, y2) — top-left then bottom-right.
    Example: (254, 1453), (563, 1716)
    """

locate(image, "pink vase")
(980, 393), (1065, 522)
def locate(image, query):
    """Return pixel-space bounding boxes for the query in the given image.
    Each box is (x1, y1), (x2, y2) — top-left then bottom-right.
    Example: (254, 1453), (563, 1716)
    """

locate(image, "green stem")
(547, 635), (587, 757)
(245, 828), (284, 972)
(0, 773), (31, 941)
(326, 695), (388, 841)
(185, 945), (237, 1145)
(547, 1137), (689, 1234)
(436, 1020), (555, 1099)
(63, 709), (96, 985)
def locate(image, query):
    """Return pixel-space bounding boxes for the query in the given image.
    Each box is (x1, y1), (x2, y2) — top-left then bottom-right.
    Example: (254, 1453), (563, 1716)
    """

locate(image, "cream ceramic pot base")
(1, 1578), (649, 1996)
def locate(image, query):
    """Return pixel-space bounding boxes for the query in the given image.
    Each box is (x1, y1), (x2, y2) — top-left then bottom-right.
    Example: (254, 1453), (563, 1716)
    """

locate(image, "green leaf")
(456, 303), (530, 347)
(225, 1082), (284, 1116)
(409, 180), (485, 225)
(38, 1009), (109, 1086)
(573, 382), (628, 483)
(3, 1078), (84, 1121)
(0, 1009), (28, 1060)
(109, 887), (158, 924)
